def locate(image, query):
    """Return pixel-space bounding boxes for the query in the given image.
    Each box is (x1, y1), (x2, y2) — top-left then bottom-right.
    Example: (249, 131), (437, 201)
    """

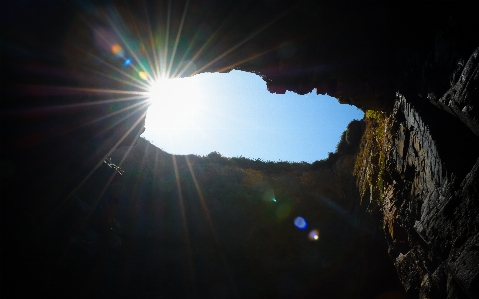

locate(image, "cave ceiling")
(2, 0), (478, 149)
(3, 1), (478, 112)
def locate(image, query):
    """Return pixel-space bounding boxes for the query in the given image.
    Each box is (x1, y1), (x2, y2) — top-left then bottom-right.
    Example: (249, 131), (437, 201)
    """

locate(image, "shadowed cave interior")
(1, 1), (479, 298)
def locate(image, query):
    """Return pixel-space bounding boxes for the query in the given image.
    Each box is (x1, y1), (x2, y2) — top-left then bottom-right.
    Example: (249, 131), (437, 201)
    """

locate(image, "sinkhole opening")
(142, 70), (363, 163)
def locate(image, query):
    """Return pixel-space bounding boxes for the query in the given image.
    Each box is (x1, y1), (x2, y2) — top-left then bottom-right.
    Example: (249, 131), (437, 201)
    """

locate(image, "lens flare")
(308, 229), (320, 241)
(139, 71), (148, 80)
(294, 216), (307, 229)
(111, 43), (124, 56)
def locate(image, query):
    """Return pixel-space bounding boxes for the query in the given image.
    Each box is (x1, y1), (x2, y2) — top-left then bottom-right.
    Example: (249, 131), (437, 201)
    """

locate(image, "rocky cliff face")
(377, 48), (479, 298)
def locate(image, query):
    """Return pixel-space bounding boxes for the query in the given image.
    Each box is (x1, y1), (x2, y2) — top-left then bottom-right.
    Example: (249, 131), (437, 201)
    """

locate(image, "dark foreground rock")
(0, 135), (406, 298)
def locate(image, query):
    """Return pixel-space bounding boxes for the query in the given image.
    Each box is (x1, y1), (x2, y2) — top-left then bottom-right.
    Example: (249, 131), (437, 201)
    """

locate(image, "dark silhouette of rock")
(21, 135), (403, 298)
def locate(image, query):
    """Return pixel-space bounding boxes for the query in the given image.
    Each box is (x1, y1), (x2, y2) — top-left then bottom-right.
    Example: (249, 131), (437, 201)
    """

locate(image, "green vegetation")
(353, 110), (391, 203)
(311, 119), (364, 171)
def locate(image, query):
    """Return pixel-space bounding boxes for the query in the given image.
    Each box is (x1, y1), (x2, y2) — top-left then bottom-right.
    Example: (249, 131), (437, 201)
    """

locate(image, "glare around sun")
(141, 71), (364, 162)
(146, 77), (203, 129)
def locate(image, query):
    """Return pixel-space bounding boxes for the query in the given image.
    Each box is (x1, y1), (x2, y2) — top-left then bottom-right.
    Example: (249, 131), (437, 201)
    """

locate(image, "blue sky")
(142, 70), (363, 163)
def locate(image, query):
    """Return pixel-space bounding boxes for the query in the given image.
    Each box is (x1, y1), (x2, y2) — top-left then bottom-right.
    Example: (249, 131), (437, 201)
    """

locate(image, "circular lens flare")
(139, 72), (148, 80)
(308, 229), (320, 241)
(111, 43), (124, 56)
(294, 216), (307, 229)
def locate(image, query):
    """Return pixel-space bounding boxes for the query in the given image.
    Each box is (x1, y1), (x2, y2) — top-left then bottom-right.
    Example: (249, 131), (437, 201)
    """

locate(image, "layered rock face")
(431, 48), (479, 137)
(380, 50), (479, 298)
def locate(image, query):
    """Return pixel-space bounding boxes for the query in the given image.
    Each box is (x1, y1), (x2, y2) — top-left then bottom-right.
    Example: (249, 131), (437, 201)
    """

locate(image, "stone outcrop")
(432, 47), (479, 137)
(380, 50), (479, 297)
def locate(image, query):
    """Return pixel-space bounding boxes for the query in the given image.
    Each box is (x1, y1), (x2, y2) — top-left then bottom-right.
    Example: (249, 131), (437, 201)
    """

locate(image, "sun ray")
(84, 61), (151, 90)
(9, 97), (148, 159)
(195, 17), (280, 74)
(72, 12), (154, 89)
(184, 157), (212, 224)
(118, 129), (144, 171)
(104, 12), (153, 81)
(13, 99), (148, 151)
(47, 109), (148, 221)
(95, 102), (150, 137)
(32, 3), (299, 290)
(151, 147), (165, 235)
(38, 157), (127, 271)
(52, 121), (147, 276)
(127, 136), (150, 208)
(68, 39), (152, 89)
(168, 1), (234, 76)
(73, 155), (124, 233)
(23, 85), (148, 96)
(171, 57), (193, 79)
(72, 44), (149, 86)
(51, 98), (149, 137)
(186, 18), (241, 75)
(40, 1), (159, 218)
(48, 183), (114, 280)
(171, 43), (197, 78)
(126, 2), (158, 82)
(193, 13), (288, 76)
(170, 27), (198, 78)
(96, 109), (149, 161)
(166, 0), (190, 78)
(172, 154), (197, 294)
(184, 156), (238, 296)
(186, 0), (264, 68)
(216, 47), (277, 73)
(141, 0), (161, 80)
(187, 20), (226, 71)
(4, 94), (147, 123)
(161, 0), (172, 78)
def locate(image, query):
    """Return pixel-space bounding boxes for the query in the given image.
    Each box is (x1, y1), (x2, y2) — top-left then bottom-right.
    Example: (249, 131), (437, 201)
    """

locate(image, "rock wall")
(430, 48), (479, 137)
(381, 48), (479, 297)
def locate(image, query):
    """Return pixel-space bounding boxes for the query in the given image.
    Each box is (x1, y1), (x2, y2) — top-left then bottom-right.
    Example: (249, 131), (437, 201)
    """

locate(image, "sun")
(145, 76), (203, 129)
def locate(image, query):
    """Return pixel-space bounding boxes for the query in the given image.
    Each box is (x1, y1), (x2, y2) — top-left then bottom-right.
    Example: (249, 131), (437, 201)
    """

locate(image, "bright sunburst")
(26, 1), (287, 285)
(146, 77), (203, 129)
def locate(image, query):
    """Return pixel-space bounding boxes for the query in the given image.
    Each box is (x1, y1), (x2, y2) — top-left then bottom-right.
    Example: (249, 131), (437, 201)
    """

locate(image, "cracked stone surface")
(382, 64), (479, 298)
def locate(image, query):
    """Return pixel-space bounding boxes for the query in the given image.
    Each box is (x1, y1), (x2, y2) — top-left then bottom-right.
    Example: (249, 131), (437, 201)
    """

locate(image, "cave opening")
(142, 70), (363, 163)
(6, 1), (479, 298)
